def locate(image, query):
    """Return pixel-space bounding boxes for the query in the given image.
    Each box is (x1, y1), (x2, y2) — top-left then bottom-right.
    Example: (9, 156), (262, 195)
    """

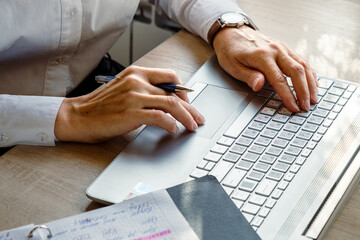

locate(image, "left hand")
(213, 26), (318, 112)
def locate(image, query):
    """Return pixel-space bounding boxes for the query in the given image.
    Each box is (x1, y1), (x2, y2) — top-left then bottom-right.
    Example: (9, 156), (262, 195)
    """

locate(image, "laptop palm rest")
(87, 84), (248, 204)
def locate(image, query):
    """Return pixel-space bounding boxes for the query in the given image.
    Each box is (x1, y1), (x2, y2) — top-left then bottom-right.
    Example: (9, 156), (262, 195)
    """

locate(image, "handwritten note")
(34, 190), (199, 240)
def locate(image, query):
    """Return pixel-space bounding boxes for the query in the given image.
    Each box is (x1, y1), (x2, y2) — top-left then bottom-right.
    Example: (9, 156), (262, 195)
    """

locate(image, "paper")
(40, 189), (199, 240)
(0, 224), (38, 240)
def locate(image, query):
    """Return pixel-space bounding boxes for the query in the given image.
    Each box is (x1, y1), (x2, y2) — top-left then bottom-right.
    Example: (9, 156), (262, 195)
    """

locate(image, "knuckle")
(274, 73), (286, 83)
(166, 95), (179, 107)
(125, 65), (141, 74)
(165, 69), (178, 80)
(291, 63), (305, 75)
(152, 110), (166, 121)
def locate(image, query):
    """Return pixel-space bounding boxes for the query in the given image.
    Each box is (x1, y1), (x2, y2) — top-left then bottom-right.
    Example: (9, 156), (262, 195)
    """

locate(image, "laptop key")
(265, 146), (283, 156)
(318, 78), (333, 89)
(313, 108), (329, 118)
(278, 154), (296, 164)
(254, 114), (272, 123)
(242, 203), (261, 215)
(197, 160), (208, 169)
(290, 138), (307, 148)
(297, 130), (313, 140)
(272, 138), (289, 148)
(267, 170), (283, 181)
(210, 160), (233, 182)
(283, 123), (300, 133)
(238, 179), (258, 192)
(230, 144), (247, 155)
(265, 199), (277, 208)
(261, 107), (277, 116)
(307, 116), (324, 125)
(254, 136), (272, 146)
(190, 168), (208, 178)
(252, 216), (264, 227)
(249, 121), (266, 131)
(222, 168), (247, 188)
(223, 152), (240, 163)
(273, 162), (290, 173)
(254, 162), (271, 173)
(259, 154), (277, 165)
(242, 213), (254, 223)
(289, 116), (306, 125)
(242, 129), (260, 139)
(272, 189), (283, 199)
(258, 208), (270, 218)
(248, 145), (266, 155)
(211, 144), (228, 154)
(204, 162), (215, 171)
(236, 160), (253, 171)
(261, 129), (278, 138)
(247, 170), (265, 182)
(249, 194), (267, 206)
(273, 114), (290, 123)
(303, 123), (318, 132)
(236, 137), (253, 147)
(217, 136), (235, 146)
(204, 152), (222, 162)
(278, 130), (295, 140)
(278, 181), (289, 190)
(232, 189), (250, 201)
(256, 179), (277, 197)
(242, 152), (260, 163)
(284, 146), (302, 156)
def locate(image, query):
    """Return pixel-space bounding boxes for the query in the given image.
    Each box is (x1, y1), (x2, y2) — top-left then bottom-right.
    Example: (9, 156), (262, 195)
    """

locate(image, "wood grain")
(0, 0), (359, 238)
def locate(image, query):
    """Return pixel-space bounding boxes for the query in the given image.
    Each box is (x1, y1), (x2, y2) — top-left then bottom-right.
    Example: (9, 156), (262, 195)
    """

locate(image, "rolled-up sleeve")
(150, 0), (244, 42)
(0, 95), (64, 147)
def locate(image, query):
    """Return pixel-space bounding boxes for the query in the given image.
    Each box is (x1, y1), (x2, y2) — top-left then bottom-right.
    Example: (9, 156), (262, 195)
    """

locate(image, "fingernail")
(171, 125), (179, 134)
(251, 78), (259, 90)
(192, 121), (198, 131)
(301, 99), (310, 111)
(196, 113), (205, 125)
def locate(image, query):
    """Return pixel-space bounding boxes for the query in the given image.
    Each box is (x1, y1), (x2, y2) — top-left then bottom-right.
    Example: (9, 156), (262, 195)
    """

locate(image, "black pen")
(95, 75), (194, 93)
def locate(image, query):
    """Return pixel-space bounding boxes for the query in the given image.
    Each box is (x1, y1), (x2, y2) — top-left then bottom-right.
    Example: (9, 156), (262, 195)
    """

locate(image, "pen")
(95, 75), (194, 93)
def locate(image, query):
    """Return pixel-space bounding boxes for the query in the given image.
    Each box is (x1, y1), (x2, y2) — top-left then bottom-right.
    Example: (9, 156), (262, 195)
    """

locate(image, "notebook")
(87, 55), (360, 240)
(1, 176), (260, 240)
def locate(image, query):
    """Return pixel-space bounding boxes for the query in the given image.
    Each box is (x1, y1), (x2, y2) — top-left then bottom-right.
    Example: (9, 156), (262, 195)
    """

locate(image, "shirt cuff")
(0, 95), (64, 147)
(152, 0), (249, 43)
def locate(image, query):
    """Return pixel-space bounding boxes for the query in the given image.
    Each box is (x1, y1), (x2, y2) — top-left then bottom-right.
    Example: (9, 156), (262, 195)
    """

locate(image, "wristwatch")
(207, 12), (258, 48)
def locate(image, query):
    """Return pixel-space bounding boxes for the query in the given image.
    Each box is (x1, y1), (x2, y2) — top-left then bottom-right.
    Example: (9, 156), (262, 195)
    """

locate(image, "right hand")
(54, 66), (205, 143)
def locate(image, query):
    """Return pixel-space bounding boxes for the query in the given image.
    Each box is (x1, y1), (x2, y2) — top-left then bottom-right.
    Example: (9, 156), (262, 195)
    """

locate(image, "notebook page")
(42, 189), (199, 240)
(0, 224), (38, 240)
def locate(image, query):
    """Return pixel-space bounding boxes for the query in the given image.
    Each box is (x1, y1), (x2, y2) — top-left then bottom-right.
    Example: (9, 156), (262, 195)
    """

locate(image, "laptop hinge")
(304, 147), (360, 239)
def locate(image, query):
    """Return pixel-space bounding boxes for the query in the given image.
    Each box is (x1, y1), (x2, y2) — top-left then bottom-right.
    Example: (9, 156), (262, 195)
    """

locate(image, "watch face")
(221, 12), (247, 25)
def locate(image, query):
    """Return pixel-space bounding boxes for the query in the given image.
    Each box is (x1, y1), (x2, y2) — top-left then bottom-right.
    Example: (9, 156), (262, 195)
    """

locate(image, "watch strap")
(207, 12), (258, 48)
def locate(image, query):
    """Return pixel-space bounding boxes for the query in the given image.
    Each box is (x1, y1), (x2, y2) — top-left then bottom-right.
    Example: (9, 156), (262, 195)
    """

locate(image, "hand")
(54, 66), (205, 143)
(213, 26), (318, 112)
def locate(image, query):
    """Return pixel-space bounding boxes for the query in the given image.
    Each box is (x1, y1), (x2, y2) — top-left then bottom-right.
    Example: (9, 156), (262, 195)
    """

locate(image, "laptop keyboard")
(189, 77), (357, 231)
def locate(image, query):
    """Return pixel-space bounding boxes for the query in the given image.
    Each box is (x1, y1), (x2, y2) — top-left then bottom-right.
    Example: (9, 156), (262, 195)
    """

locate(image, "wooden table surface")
(1, 0), (359, 239)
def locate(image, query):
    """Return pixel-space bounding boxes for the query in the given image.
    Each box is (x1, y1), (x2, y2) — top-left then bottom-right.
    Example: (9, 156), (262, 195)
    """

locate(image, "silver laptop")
(87, 55), (360, 240)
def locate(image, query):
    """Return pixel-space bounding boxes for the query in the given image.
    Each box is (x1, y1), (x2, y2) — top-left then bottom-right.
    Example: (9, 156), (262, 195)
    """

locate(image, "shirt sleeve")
(149, 0), (245, 42)
(0, 95), (64, 147)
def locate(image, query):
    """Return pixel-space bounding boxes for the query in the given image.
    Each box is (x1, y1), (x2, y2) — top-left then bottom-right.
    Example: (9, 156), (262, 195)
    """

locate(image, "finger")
(141, 94), (200, 131)
(286, 51), (318, 104)
(133, 109), (179, 134)
(257, 57), (300, 112)
(143, 67), (190, 103)
(276, 53), (310, 111)
(227, 61), (266, 91)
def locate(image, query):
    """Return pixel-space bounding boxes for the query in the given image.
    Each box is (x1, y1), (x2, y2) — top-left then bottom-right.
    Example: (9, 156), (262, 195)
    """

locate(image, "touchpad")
(191, 85), (248, 139)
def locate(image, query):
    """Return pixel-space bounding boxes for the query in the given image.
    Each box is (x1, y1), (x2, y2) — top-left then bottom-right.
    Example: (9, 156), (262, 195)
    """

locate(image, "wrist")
(207, 12), (258, 48)
(54, 98), (77, 142)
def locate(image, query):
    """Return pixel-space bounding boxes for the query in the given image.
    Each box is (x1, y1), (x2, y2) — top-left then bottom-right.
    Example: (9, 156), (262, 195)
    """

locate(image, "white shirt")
(0, 0), (243, 147)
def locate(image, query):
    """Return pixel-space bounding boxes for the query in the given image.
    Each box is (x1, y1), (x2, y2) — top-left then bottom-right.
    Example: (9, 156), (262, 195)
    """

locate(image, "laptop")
(87, 55), (360, 240)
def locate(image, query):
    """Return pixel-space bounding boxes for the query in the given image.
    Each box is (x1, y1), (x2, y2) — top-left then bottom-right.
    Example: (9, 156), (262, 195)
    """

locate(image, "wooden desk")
(1, 0), (359, 239)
